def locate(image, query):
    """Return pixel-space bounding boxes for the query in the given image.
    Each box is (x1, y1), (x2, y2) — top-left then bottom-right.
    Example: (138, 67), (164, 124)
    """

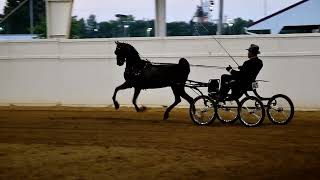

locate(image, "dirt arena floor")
(0, 106), (319, 180)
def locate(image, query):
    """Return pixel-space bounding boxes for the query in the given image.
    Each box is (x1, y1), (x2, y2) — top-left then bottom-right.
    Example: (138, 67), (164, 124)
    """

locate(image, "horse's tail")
(178, 58), (190, 75)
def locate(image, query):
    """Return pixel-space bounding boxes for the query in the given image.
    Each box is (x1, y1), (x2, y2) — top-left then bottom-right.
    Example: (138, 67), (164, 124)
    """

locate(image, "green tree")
(167, 21), (192, 36)
(32, 0), (46, 27)
(33, 16), (46, 37)
(86, 14), (98, 38)
(97, 21), (118, 38)
(34, 16), (87, 39)
(1, 0), (45, 34)
(70, 16), (81, 38)
(2, 0), (29, 34)
(226, 18), (254, 35)
(128, 20), (154, 37)
(30, 13), (255, 38)
(77, 18), (87, 38)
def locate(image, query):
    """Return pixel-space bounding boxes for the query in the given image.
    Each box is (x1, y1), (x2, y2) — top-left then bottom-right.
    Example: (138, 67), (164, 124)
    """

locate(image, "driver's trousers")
(219, 74), (243, 100)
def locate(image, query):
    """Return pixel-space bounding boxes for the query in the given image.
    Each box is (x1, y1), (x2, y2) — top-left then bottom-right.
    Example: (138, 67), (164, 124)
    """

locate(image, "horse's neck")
(125, 55), (141, 70)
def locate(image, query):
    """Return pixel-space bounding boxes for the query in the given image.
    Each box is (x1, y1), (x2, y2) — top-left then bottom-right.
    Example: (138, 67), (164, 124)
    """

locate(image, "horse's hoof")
(141, 106), (147, 112)
(136, 106), (147, 112)
(114, 101), (120, 110)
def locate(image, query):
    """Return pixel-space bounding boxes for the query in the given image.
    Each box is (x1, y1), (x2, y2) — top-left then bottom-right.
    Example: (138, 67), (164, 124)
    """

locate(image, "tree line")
(0, 0), (253, 38)
(17, 14), (254, 38)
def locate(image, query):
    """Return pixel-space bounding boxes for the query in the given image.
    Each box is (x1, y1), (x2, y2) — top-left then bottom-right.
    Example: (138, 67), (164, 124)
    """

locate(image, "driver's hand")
(226, 65), (232, 72)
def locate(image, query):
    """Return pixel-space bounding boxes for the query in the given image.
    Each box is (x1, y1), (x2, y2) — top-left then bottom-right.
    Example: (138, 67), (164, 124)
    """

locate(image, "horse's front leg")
(133, 88), (147, 112)
(112, 81), (132, 110)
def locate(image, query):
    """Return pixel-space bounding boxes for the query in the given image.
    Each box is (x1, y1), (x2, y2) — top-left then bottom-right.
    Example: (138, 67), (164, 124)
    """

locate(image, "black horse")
(112, 41), (193, 120)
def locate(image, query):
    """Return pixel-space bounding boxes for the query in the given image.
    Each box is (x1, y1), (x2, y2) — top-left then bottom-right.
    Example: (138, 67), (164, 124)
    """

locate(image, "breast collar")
(125, 61), (151, 77)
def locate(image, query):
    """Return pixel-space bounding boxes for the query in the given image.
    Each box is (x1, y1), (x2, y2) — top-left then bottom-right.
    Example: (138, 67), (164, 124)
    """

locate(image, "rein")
(120, 43), (229, 70)
(151, 62), (227, 69)
(139, 55), (228, 70)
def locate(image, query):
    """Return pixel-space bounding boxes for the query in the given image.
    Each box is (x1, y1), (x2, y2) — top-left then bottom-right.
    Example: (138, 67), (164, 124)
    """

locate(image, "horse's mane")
(124, 43), (141, 60)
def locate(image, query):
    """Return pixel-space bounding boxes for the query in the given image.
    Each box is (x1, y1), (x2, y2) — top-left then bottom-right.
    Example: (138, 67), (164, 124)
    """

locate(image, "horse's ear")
(115, 41), (119, 44)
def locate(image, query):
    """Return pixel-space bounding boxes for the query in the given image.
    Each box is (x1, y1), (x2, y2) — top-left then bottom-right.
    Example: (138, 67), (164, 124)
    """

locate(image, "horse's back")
(136, 58), (190, 88)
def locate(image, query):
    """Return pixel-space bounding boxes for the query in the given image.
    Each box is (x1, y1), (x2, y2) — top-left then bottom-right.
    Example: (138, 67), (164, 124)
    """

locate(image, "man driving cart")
(190, 43), (294, 127)
(217, 44), (263, 101)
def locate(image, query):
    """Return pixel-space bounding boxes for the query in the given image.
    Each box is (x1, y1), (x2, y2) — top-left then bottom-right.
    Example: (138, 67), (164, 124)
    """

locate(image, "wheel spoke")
(217, 100), (239, 124)
(281, 111), (289, 119)
(252, 111), (260, 119)
(239, 96), (265, 127)
(267, 94), (294, 125)
(190, 96), (215, 125)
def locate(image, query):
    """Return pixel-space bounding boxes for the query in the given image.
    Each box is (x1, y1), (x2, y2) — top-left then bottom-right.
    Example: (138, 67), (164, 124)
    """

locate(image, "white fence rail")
(0, 34), (319, 110)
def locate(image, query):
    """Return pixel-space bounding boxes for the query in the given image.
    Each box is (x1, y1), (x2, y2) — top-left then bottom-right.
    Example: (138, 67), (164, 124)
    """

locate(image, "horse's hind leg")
(112, 81), (132, 110)
(180, 87), (195, 113)
(133, 88), (146, 112)
(180, 87), (194, 107)
(163, 86), (182, 120)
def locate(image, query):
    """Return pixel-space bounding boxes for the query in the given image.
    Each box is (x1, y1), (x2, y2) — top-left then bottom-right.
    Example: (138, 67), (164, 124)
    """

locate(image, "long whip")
(212, 36), (240, 67)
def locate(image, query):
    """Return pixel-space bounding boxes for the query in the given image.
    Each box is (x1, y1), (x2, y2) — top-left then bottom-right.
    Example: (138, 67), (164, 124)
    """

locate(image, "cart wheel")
(189, 95), (216, 125)
(267, 94), (294, 125)
(239, 96), (265, 127)
(216, 99), (240, 124)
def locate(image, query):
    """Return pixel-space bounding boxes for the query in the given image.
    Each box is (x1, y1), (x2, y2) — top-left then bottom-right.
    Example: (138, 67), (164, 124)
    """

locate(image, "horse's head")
(115, 41), (140, 66)
(114, 41), (127, 66)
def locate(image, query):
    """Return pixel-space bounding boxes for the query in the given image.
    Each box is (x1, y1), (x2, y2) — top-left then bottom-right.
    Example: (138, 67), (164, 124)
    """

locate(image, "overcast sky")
(0, 0), (301, 22)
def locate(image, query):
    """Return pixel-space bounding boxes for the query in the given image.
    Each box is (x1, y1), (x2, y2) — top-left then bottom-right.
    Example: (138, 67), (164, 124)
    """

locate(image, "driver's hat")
(246, 44), (260, 54)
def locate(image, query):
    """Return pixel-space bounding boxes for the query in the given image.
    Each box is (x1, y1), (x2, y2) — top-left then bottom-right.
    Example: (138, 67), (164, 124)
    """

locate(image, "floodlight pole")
(217, 0), (223, 35)
(29, 0), (34, 34)
(155, 0), (166, 37)
(264, 0), (268, 16)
